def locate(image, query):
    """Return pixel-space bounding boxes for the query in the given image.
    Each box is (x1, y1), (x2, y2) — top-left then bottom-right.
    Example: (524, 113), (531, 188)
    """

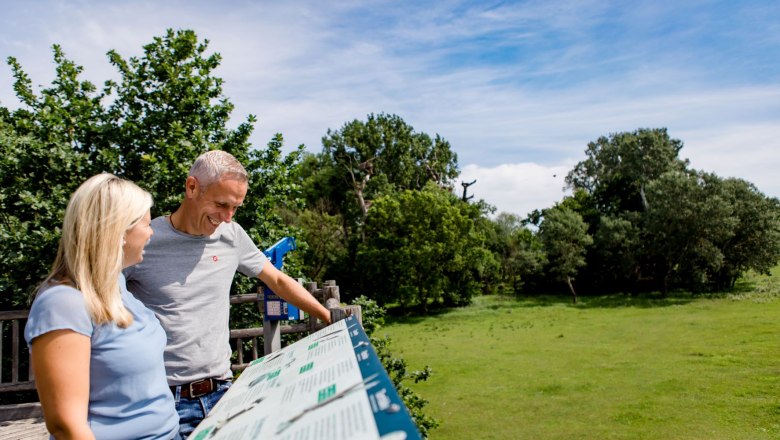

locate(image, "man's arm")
(258, 261), (332, 324)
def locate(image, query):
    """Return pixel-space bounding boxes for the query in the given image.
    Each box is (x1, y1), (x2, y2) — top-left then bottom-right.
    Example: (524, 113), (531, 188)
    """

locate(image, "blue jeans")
(172, 381), (232, 438)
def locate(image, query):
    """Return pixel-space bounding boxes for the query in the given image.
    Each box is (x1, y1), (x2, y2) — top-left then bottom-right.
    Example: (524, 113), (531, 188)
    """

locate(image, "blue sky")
(2, 0), (778, 217)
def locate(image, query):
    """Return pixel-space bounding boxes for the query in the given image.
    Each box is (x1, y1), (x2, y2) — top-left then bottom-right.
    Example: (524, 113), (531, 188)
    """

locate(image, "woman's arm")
(31, 329), (95, 440)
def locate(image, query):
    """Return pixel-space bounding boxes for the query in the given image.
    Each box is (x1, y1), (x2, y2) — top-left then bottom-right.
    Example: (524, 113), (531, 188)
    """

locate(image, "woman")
(24, 174), (179, 439)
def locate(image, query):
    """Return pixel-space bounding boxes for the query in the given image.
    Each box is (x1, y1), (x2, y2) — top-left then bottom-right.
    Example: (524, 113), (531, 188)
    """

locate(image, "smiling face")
(122, 210), (153, 268)
(186, 176), (248, 236)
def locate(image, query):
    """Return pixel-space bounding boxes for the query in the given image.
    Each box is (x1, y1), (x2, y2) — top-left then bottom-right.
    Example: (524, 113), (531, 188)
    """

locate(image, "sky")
(1, 0), (778, 218)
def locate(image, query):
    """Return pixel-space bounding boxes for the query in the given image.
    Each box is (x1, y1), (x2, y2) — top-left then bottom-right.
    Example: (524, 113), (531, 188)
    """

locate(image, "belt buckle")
(189, 378), (212, 398)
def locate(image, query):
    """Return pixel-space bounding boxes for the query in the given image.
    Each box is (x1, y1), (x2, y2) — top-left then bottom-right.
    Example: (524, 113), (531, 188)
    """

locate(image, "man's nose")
(222, 208), (235, 223)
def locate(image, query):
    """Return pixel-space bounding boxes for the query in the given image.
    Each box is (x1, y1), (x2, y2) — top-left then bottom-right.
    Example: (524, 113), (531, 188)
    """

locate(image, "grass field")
(381, 269), (780, 439)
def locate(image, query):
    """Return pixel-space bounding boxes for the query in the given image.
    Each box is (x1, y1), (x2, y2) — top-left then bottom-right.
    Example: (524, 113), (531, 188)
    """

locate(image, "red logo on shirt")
(212, 255), (219, 262)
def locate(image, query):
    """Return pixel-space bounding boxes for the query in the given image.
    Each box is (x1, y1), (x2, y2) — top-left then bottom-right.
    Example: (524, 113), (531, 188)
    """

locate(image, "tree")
(486, 213), (545, 294)
(566, 128), (688, 214)
(105, 29), (257, 214)
(643, 170), (736, 295)
(321, 113), (459, 220)
(590, 212), (644, 291)
(0, 126), (86, 307)
(556, 127), (779, 295)
(538, 206), (593, 303)
(297, 114), (462, 297)
(713, 179), (780, 289)
(357, 184), (491, 311)
(6, 45), (112, 175)
(290, 206), (346, 281)
(0, 29), (302, 306)
(1, 45), (107, 308)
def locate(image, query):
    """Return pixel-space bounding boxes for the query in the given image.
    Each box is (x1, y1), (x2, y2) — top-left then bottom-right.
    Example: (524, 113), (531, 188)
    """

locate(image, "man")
(125, 150), (331, 436)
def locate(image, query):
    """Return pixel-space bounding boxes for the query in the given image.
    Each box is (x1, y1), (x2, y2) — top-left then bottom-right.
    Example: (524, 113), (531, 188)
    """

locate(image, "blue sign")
(263, 237), (303, 321)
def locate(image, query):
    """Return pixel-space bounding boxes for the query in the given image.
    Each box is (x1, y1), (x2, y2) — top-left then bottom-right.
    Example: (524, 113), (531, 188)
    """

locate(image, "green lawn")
(381, 269), (780, 439)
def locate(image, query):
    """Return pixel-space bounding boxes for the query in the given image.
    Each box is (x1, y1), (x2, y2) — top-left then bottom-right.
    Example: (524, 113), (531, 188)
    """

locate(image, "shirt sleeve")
(24, 285), (94, 347)
(234, 223), (268, 278)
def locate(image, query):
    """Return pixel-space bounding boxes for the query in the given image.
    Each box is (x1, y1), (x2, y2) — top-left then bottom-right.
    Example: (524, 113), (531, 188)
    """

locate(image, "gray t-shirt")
(125, 216), (267, 385)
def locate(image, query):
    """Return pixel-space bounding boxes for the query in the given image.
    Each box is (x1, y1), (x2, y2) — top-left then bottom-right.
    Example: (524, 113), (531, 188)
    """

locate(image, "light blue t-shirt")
(24, 275), (179, 440)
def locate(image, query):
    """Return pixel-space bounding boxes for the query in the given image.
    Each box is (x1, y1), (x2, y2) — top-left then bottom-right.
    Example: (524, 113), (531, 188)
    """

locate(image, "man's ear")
(185, 176), (201, 199)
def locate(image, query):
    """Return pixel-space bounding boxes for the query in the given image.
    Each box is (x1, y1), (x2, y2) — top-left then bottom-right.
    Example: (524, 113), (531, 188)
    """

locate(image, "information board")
(188, 315), (421, 440)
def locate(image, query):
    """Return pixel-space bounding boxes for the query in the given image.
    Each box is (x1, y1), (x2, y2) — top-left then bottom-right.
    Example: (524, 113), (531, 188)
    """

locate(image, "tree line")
(2, 29), (779, 316)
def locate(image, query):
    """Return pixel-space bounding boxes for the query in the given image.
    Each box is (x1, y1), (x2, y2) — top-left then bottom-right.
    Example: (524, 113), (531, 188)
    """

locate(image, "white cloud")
(458, 162), (574, 218)
(679, 122), (780, 198)
(1, 0), (778, 217)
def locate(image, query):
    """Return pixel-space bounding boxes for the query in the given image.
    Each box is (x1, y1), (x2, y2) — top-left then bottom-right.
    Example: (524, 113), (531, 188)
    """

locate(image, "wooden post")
(323, 282), (340, 310)
(11, 320), (19, 384)
(263, 318), (281, 355)
(236, 338), (244, 365)
(329, 305), (362, 327)
(306, 282), (320, 333)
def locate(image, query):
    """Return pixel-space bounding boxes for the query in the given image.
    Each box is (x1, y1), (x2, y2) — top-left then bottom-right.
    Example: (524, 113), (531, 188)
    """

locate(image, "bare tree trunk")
(566, 276), (578, 304)
(344, 158), (371, 219)
(355, 185), (368, 218)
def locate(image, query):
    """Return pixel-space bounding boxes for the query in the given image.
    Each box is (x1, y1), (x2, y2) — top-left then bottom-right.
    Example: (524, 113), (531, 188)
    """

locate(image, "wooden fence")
(230, 280), (361, 371)
(0, 310), (34, 393)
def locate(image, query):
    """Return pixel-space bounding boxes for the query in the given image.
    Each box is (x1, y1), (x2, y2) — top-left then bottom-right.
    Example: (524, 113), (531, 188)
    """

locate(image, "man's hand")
(258, 261), (331, 324)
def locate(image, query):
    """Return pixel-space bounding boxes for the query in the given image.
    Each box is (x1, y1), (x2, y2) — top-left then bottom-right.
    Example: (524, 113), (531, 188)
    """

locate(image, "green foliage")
(238, 134), (305, 248)
(566, 128), (688, 214)
(644, 170), (737, 293)
(484, 212), (545, 294)
(538, 206), (593, 301)
(105, 28), (257, 214)
(559, 128), (780, 295)
(358, 183), (494, 311)
(2, 45), (114, 308)
(590, 211), (643, 289)
(0, 126), (87, 307)
(0, 29), (303, 308)
(714, 178), (780, 288)
(288, 204), (347, 282)
(321, 112), (459, 214)
(351, 295), (386, 334)
(295, 113), (465, 303)
(7, 45), (111, 172)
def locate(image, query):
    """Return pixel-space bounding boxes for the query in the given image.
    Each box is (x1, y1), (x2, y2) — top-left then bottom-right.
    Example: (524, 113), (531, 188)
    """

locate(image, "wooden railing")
(0, 280), (360, 393)
(0, 310), (35, 393)
(230, 280), (361, 371)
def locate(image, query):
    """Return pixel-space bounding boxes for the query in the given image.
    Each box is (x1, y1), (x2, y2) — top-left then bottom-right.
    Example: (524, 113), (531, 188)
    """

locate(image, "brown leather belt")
(172, 378), (224, 399)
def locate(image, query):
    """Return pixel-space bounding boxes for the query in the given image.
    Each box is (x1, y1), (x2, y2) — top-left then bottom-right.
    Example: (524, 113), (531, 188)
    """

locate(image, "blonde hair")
(189, 150), (248, 188)
(41, 174), (153, 328)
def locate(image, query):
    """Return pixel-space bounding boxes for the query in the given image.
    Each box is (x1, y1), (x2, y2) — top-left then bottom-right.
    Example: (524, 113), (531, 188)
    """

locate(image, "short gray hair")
(189, 150), (248, 187)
